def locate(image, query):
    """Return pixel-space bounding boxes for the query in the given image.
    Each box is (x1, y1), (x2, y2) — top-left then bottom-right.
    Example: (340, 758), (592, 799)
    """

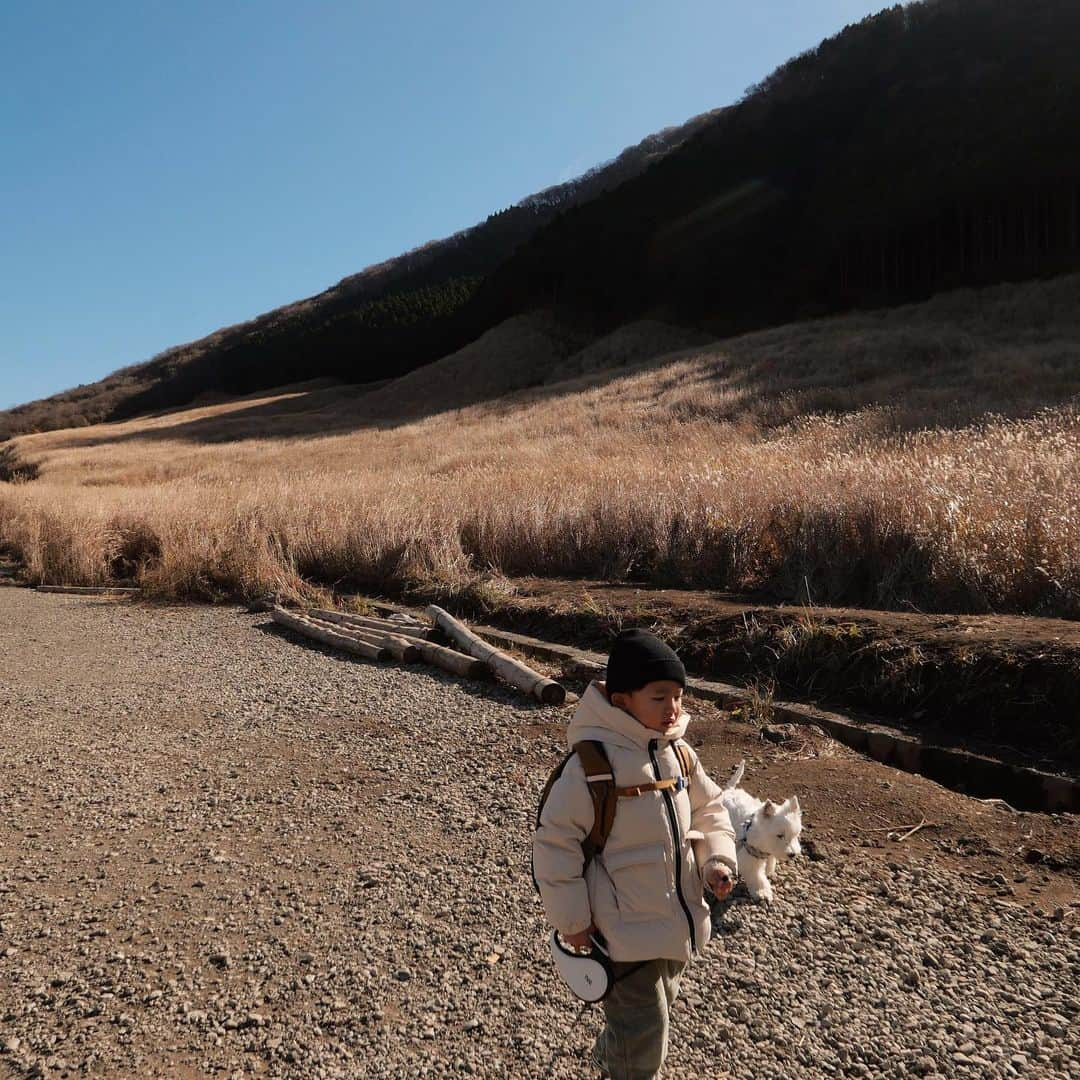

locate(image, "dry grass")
(2, 275), (1078, 613)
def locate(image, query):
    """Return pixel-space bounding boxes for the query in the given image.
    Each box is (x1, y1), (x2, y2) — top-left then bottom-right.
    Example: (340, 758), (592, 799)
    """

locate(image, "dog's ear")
(789, 795), (801, 814)
(762, 801), (776, 818)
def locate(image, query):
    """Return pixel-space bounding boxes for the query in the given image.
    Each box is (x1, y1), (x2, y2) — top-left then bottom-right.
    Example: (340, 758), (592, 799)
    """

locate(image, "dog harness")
(737, 815), (771, 862)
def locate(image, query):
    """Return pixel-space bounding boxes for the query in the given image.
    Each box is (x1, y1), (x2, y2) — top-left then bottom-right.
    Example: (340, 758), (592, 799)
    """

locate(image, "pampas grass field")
(2, 276), (1079, 616)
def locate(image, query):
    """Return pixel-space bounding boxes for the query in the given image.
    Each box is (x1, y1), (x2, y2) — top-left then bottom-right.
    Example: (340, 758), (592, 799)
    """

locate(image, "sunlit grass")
(2, 276), (1078, 615)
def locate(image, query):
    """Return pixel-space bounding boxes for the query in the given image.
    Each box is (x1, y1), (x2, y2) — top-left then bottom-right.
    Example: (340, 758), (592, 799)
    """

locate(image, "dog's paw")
(748, 886), (774, 904)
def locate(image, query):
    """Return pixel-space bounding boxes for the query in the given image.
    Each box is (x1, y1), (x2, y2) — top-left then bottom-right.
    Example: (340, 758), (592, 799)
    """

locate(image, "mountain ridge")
(6, 0), (1080, 438)
(0, 108), (723, 439)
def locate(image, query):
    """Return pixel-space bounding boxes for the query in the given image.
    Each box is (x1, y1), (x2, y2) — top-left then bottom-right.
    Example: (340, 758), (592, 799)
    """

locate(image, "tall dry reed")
(2, 277), (1078, 615)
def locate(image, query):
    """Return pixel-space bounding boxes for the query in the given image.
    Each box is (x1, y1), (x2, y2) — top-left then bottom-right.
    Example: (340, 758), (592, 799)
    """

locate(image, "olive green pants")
(590, 958), (687, 1080)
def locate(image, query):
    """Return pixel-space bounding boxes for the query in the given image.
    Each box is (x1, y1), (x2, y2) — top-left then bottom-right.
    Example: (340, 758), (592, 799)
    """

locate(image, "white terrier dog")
(720, 761), (802, 903)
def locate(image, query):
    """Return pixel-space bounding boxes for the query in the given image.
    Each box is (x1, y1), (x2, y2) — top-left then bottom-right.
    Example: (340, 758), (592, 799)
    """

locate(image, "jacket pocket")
(601, 843), (671, 923)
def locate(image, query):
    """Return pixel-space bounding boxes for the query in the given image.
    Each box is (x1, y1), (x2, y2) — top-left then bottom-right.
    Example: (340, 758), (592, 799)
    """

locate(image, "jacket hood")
(567, 681), (689, 751)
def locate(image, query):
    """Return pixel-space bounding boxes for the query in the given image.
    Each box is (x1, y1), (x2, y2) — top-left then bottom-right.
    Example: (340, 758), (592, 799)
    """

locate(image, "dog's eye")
(777, 834), (785, 840)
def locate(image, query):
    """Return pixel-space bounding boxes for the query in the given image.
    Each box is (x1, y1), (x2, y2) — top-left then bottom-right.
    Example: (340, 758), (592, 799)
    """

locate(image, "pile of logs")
(270, 604), (565, 705)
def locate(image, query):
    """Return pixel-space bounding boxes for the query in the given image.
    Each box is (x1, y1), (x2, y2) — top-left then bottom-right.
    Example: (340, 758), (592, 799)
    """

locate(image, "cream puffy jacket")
(533, 682), (737, 963)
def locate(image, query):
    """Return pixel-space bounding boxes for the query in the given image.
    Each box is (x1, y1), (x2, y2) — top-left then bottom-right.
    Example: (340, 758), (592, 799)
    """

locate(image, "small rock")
(761, 724), (795, 744)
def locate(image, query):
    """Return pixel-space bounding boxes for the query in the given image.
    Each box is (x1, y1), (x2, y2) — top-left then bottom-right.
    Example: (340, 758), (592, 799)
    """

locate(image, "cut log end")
(537, 682), (567, 706)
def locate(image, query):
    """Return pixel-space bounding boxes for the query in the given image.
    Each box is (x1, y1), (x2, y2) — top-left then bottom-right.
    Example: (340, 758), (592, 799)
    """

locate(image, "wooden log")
(409, 637), (490, 680)
(356, 616), (436, 640)
(271, 607), (389, 661)
(305, 616), (420, 663)
(306, 611), (482, 677)
(37, 585), (139, 595)
(425, 604), (566, 705)
(308, 609), (435, 641)
(386, 612), (424, 627)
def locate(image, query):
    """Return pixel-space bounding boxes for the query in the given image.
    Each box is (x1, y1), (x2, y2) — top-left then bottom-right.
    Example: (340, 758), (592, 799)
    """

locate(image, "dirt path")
(0, 592), (1076, 1079)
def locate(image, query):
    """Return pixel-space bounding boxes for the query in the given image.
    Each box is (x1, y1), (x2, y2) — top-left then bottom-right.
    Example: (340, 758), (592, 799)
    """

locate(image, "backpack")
(533, 739), (695, 887)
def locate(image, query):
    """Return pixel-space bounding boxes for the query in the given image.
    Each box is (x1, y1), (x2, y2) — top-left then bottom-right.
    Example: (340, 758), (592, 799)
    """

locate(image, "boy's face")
(610, 680), (684, 733)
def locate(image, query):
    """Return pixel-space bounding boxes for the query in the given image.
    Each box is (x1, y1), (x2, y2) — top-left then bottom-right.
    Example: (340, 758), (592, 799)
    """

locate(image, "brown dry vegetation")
(1, 276), (1078, 615)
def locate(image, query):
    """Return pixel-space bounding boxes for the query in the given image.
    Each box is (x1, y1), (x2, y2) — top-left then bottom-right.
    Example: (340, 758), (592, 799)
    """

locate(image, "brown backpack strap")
(615, 778), (680, 798)
(674, 740), (694, 788)
(573, 740), (618, 861)
(615, 741), (693, 800)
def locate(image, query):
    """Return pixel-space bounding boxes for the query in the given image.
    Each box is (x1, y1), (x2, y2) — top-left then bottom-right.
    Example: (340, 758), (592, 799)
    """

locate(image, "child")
(533, 628), (738, 1079)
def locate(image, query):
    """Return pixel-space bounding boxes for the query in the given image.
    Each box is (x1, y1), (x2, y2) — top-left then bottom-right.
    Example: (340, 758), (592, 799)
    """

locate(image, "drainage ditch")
(463, 622), (1079, 815)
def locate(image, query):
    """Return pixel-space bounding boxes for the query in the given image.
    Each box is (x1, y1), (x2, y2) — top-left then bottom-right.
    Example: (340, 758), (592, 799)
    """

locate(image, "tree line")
(480, 0), (1080, 330)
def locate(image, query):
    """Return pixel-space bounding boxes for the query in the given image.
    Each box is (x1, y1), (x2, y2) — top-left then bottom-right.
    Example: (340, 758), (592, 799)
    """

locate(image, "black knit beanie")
(606, 628), (686, 694)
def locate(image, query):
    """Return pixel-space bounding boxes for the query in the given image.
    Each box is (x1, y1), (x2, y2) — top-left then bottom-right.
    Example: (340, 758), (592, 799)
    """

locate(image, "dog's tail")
(723, 759), (746, 791)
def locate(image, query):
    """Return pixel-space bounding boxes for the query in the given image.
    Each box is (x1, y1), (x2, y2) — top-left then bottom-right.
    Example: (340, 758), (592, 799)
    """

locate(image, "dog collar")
(738, 817), (771, 862)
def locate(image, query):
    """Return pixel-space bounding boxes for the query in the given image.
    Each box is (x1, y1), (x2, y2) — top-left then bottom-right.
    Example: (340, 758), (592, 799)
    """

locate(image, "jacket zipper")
(649, 738), (696, 953)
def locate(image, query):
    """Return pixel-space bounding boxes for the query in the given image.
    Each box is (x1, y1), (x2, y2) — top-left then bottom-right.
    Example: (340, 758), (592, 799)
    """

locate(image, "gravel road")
(0, 591), (1076, 1079)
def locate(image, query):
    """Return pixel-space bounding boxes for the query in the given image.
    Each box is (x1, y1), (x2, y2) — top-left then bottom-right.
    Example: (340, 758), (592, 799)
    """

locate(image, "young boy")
(533, 628), (738, 1080)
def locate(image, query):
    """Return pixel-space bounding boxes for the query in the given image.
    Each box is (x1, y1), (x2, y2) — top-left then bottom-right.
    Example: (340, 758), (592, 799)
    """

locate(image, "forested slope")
(5, 0), (1080, 438)
(482, 0), (1080, 329)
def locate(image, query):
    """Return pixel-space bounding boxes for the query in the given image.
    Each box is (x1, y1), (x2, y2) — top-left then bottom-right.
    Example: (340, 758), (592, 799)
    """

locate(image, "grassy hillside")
(2, 275), (1077, 616)
(0, 111), (721, 440)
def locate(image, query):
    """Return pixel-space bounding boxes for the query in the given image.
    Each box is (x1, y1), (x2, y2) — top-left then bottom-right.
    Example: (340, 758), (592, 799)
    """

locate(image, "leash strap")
(612, 959), (648, 985)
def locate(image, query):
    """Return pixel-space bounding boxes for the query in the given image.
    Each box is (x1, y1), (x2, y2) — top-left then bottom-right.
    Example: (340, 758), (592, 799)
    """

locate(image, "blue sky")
(1, 1), (889, 409)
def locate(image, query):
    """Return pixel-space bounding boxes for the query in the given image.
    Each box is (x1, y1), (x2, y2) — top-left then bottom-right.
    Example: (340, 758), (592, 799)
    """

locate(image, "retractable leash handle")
(548, 930), (614, 1003)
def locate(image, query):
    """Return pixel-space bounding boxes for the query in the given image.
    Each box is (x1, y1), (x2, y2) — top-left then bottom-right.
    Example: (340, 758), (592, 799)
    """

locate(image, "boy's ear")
(609, 690), (630, 711)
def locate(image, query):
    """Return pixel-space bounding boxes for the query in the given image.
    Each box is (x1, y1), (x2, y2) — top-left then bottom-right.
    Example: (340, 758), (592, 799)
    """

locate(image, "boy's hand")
(706, 864), (735, 900)
(562, 924), (597, 951)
